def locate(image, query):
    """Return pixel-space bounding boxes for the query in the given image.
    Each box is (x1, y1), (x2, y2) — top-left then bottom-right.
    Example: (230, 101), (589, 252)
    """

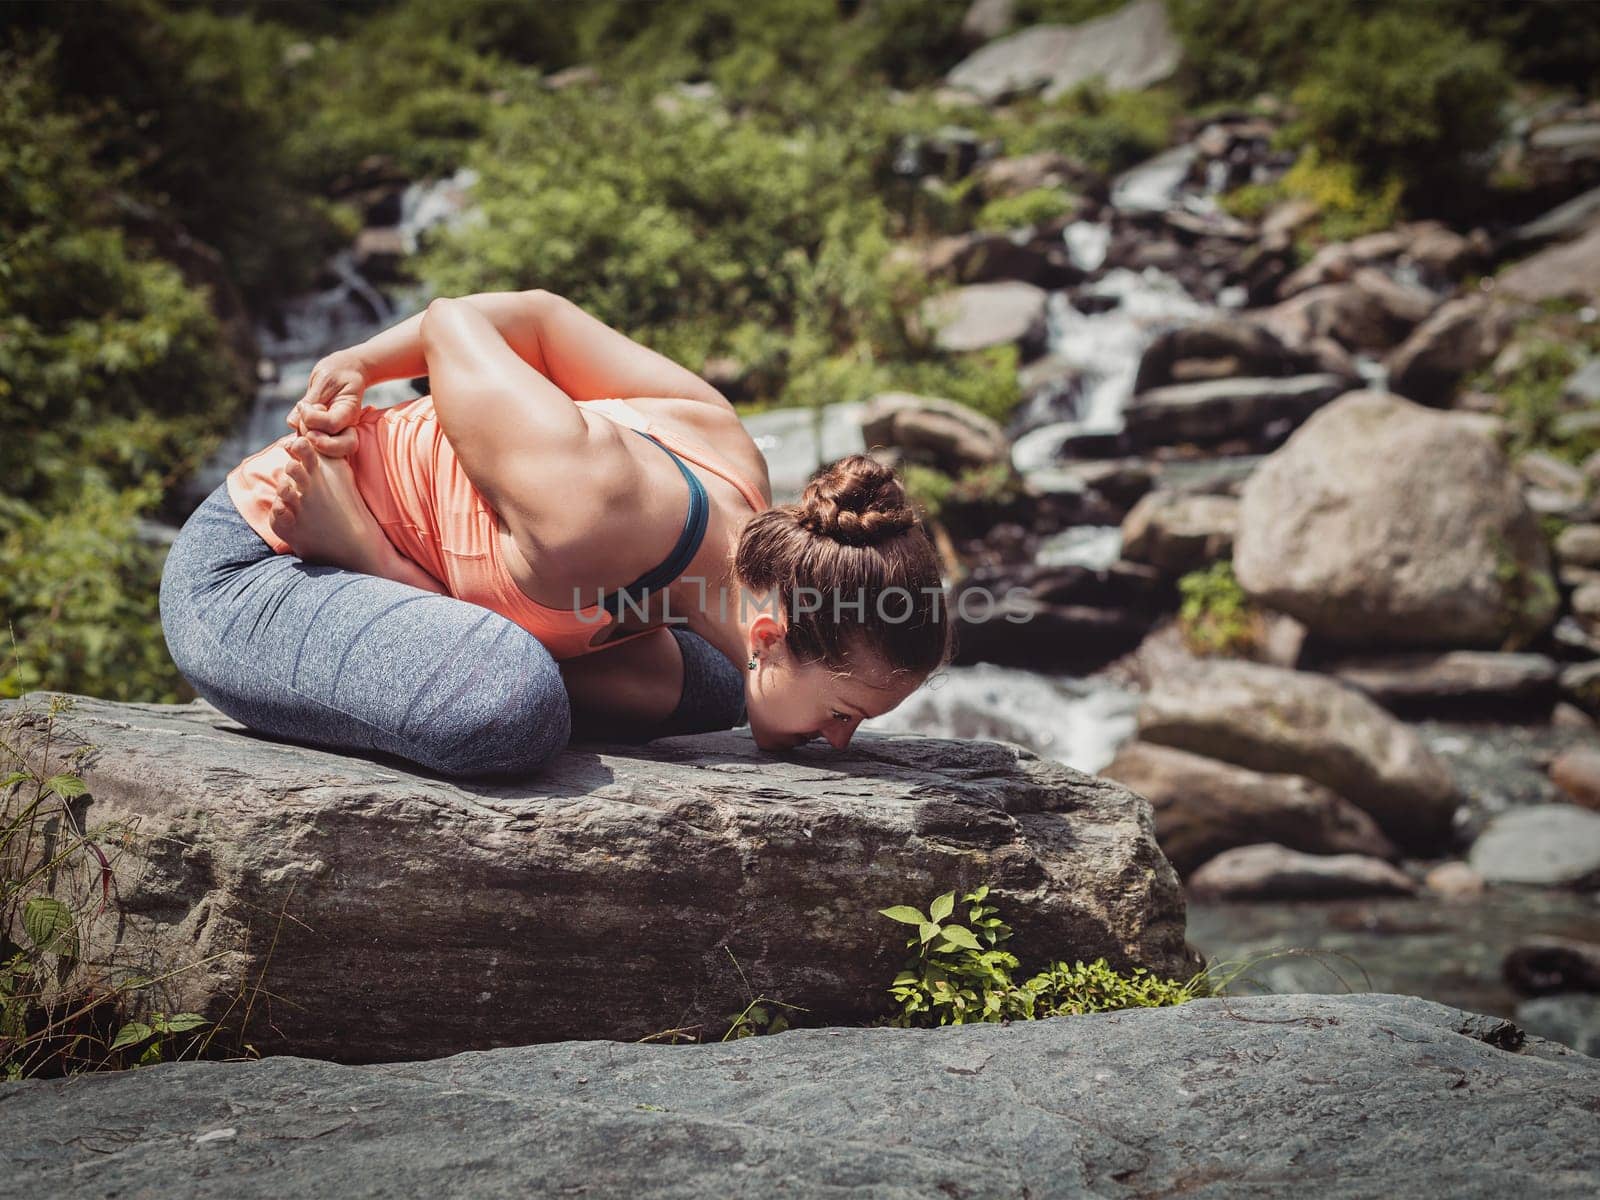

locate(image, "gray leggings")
(158, 483), (747, 779)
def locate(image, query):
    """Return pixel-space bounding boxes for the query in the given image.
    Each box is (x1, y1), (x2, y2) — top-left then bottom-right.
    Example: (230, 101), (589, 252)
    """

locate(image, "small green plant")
(720, 947), (808, 1042)
(1177, 561), (1265, 658)
(0, 689), (214, 1079)
(877, 885), (1208, 1027)
(973, 187), (1076, 233)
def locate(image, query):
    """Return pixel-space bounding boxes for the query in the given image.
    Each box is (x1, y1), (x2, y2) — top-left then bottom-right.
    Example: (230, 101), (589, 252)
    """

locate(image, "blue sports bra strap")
(602, 431), (710, 615)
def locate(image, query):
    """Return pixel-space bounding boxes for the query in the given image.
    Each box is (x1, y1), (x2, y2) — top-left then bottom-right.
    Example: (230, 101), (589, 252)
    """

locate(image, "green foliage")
(0, 41), (243, 703)
(1177, 560), (1264, 657)
(1169, 0), (1587, 103)
(987, 84), (1180, 177)
(879, 885), (1206, 1027)
(1289, 13), (1508, 202)
(975, 187), (1077, 232)
(1492, 340), (1600, 468)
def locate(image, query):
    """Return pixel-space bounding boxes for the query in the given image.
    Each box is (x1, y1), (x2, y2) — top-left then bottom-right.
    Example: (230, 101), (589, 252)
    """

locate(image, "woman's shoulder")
(629, 398), (773, 508)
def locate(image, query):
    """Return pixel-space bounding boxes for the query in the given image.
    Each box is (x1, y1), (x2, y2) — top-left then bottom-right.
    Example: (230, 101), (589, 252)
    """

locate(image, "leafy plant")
(878, 885), (1207, 1027)
(1, 690), (228, 1079)
(1177, 561), (1265, 658)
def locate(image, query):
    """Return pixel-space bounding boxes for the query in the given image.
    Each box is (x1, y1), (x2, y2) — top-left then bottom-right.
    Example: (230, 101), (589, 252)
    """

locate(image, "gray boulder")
(1136, 658), (1459, 852)
(1517, 994), (1600, 1057)
(1386, 296), (1515, 405)
(1101, 740), (1397, 875)
(1498, 223), (1600, 304)
(1118, 490), (1237, 574)
(945, 0), (1180, 104)
(1469, 804), (1600, 888)
(1234, 391), (1558, 649)
(1, 693), (1196, 1063)
(859, 391), (1009, 473)
(1328, 651), (1560, 709)
(1187, 843), (1418, 900)
(1123, 373), (1352, 447)
(6, 994), (1595, 1199)
(1132, 317), (1324, 392)
(918, 281), (1048, 353)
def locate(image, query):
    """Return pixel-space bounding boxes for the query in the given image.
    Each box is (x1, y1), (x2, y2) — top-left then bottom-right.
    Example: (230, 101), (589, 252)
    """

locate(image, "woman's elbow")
(420, 296), (463, 345)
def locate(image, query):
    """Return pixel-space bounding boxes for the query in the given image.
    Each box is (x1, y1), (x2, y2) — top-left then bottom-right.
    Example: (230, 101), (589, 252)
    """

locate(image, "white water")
(861, 662), (1139, 774)
(185, 169), (480, 504)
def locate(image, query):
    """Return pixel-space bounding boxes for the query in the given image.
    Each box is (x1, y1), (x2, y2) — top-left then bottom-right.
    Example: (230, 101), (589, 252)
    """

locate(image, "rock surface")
(859, 390), (1009, 473)
(1135, 658), (1459, 852)
(1124, 373), (1351, 447)
(1101, 740), (1397, 875)
(1498, 223), (1600, 304)
(1234, 391), (1558, 648)
(1187, 843), (1417, 900)
(1, 694), (1195, 1062)
(1118, 490), (1237, 574)
(918, 280), (1048, 353)
(945, 0), (1180, 103)
(1469, 804), (1600, 888)
(1328, 651), (1560, 710)
(6, 994), (1595, 1199)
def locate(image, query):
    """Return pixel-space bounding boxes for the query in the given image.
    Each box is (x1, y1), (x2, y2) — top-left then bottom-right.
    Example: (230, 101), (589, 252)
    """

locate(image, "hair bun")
(797, 454), (919, 546)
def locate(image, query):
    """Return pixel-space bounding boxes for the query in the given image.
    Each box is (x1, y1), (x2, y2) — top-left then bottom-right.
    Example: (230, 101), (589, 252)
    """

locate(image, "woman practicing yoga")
(159, 289), (954, 777)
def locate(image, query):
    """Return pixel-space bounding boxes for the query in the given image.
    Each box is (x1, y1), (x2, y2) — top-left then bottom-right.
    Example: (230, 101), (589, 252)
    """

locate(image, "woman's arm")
(293, 289), (735, 451)
(418, 297), (604, 533)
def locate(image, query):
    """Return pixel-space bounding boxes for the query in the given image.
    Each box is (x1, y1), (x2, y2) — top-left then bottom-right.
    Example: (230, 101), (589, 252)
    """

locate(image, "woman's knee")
(414, 653), (573, 779)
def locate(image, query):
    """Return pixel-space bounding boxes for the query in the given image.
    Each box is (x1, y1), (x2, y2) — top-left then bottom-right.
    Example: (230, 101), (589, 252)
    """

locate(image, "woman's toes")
(286, 436), (315, 466)
(268, 500), (296, 538)
(285, 458), (310, 488)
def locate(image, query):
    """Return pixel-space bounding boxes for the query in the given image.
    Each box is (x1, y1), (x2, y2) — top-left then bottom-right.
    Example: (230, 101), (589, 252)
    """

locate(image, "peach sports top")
(225, 396), (769, 661)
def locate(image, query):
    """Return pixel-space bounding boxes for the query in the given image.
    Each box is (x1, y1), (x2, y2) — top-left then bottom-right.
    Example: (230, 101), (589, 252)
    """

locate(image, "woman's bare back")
(271, 395), (772, 643)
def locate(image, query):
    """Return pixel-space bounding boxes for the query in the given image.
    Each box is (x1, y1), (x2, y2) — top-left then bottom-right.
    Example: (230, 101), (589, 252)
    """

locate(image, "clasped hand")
(285, 351), (367, 457)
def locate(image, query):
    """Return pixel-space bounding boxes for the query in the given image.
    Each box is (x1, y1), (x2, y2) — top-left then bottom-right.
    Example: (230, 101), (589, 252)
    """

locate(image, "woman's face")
(743, 623), (924, 752)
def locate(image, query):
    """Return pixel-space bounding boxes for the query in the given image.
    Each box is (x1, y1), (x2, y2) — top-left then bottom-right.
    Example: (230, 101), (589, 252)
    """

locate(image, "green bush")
(0, 41), (241, 702)
(1289, 12), (1508, 203)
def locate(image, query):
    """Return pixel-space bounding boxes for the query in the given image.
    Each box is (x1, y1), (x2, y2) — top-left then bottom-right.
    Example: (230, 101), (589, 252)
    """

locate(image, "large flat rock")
(5, 994), (1596, 1198)
(2, 694), (1194, 1062)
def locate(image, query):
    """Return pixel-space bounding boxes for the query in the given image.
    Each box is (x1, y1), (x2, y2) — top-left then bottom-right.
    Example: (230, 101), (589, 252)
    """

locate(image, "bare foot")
(270, 438), (448, 595)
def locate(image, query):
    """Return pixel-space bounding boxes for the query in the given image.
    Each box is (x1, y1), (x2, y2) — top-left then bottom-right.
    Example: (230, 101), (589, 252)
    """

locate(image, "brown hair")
(735, 454), (956, 681)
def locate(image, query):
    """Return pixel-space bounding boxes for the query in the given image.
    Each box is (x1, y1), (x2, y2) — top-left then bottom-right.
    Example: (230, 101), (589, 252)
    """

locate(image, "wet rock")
(918, 281), (1048, 354)
(350, 227), (408, 283)
(1504, 937), (1600, 995)
(1133, 318), (1320, 392)
(1124, 374), (1352, 448)
(1497, 223), (1600, 304)
(1235, 391), (1558, 649)
(924, 229), (1082, 286)
(1510, 185), (1600, 250)
(1052, 458), (1154, 508)
(1424, 861), (1486, 900)
(1551, 746), (1600, 811)
(1136, 658), (1459, 852)
(1469, 804), (1600, 888)
(1102, 742), (1397, 877)
(1556, 523), (1600, 568)
(1516, 994), (1600, 1056)
(859, 392), (1008, 473)
(1560, 660), (1600, 714)
(891, 125), (996, 180)
(960, 0), (1015, 44)
(1263, 272), (1434, 354)
(1, 694), (1196, 1062)
(1387, 296), (1515, 405)
(1119, 491), (1237, 574)
(1568, 359), (1600, 407)
(945, 0), (1180, 103)
(6, 995), (1599, 1198)
(1188, 843), (1417, 900)
(1520, 451), (1589, 498)
(1327, 652), (1559, 711)
(973, 150), (1090, 198)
